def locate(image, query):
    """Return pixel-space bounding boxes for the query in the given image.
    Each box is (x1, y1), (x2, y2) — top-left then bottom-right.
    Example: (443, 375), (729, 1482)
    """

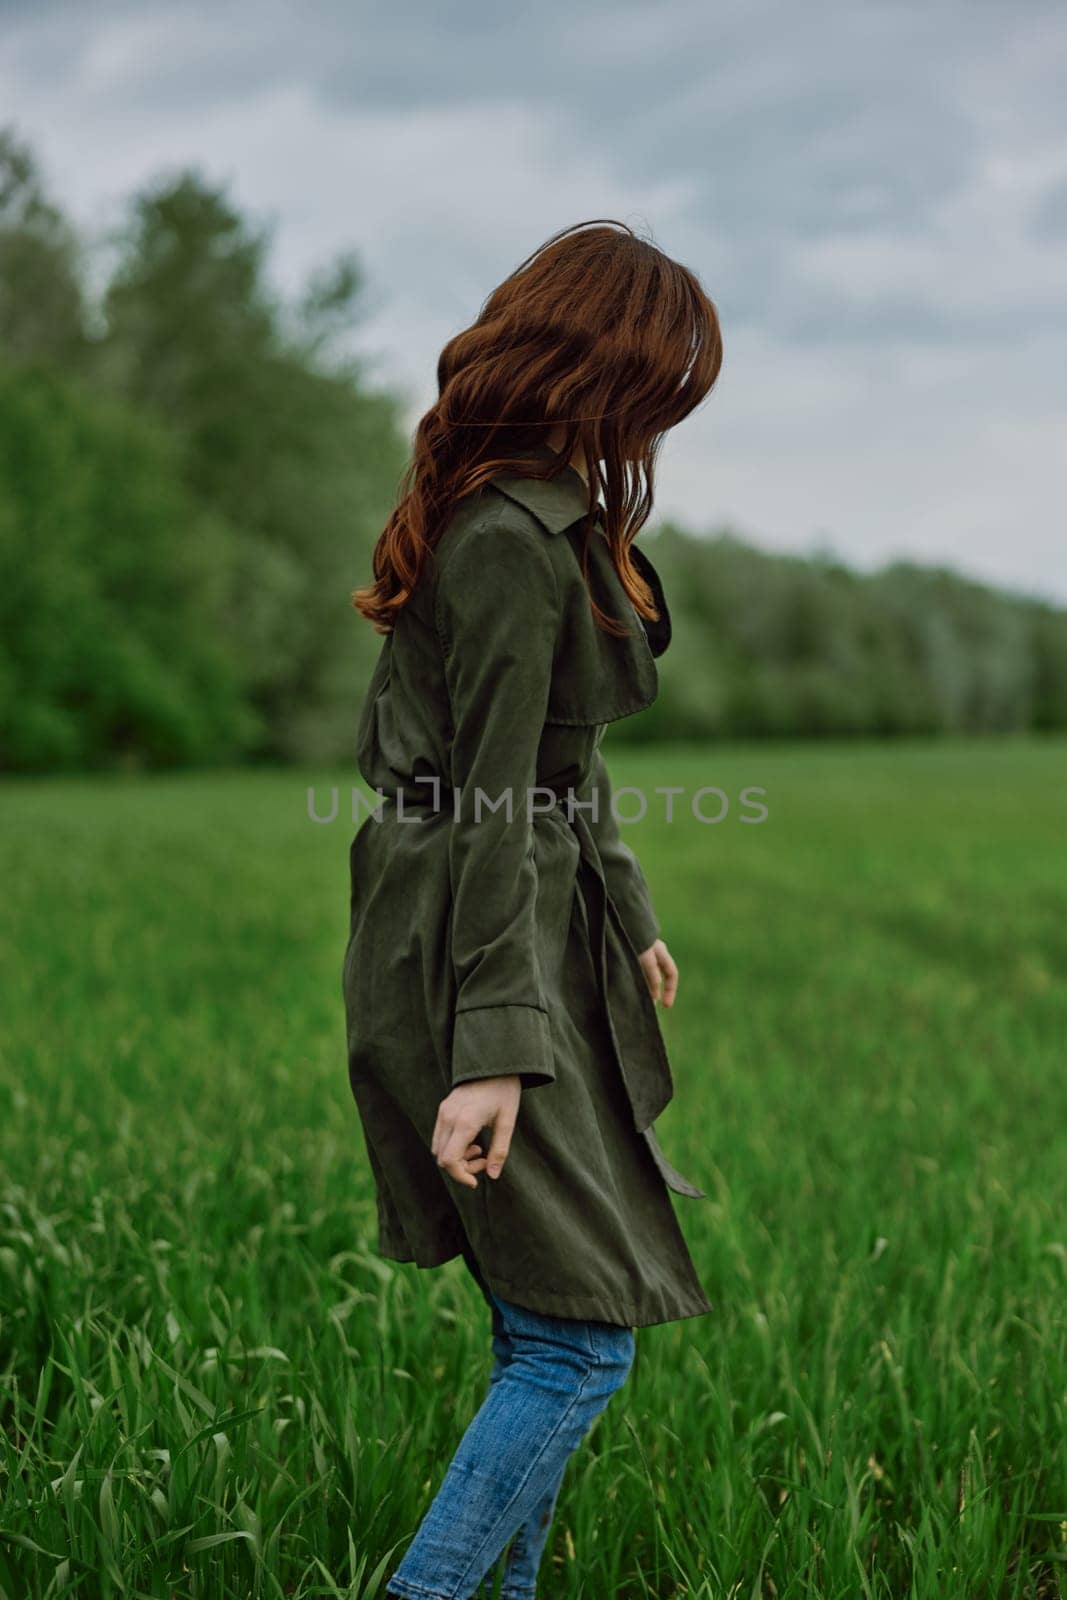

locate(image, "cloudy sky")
(3, 0), (1065, 599)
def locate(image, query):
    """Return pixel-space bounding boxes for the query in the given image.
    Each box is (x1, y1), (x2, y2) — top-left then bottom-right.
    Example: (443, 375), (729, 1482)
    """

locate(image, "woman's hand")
(637, 939), (679, 1008)
(432, 1074), (522, 1189)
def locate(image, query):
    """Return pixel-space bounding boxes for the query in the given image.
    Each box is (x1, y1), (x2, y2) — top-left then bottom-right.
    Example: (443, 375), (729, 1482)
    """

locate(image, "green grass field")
(2, 738), (1066, 1599)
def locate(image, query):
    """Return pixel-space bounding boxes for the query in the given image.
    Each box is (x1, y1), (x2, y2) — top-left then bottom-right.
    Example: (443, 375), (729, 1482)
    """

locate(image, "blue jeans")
(386, 1266), (635, 1600)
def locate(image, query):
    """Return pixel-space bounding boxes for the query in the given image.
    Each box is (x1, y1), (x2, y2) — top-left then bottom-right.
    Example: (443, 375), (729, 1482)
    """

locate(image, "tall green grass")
(1, 739), (1065, 1598)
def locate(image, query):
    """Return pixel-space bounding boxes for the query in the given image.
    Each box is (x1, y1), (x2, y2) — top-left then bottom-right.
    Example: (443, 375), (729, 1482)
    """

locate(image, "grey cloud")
(1, 0), (1065, 594)
(1030, 179), (1067, 243)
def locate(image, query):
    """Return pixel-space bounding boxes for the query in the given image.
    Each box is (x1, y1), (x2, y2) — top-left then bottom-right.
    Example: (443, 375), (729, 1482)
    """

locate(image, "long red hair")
(353, 220), (723, 634)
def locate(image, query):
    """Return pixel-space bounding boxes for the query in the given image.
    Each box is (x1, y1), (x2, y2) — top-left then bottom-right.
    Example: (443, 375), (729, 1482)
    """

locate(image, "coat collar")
(487, 442), (605, 536)
(485, 442), (671, 658)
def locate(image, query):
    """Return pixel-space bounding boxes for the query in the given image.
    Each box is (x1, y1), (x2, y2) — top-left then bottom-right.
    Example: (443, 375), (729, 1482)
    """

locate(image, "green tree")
(2, 129), (1065, 767)
(0, 362), (251, 771)
(99, 171), (407, 761)
(634, 525), (1064, 742)
(0, 126), (88, 371)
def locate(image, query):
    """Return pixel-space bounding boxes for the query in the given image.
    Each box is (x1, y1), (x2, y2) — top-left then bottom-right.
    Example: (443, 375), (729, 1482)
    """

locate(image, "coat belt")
(567, 820), (706, 1197)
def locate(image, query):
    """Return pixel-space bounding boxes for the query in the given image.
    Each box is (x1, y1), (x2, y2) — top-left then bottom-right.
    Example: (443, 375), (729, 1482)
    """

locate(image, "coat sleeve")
(434, 515), (560, 1092)
(583, 745), (661, 955)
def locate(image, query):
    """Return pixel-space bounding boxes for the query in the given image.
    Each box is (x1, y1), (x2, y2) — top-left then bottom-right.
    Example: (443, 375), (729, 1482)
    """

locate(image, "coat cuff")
(609, 880), (661, 956)
(451, 1004), (556, 1090)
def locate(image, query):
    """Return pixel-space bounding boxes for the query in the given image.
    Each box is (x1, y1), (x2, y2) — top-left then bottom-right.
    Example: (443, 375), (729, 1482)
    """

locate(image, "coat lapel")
(485, 447), (672, 727)
(487, 449), (597, 535)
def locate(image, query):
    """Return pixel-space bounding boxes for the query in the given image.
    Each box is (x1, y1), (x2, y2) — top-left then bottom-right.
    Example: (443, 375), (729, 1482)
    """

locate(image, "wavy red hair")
(353, 219), (723, 634)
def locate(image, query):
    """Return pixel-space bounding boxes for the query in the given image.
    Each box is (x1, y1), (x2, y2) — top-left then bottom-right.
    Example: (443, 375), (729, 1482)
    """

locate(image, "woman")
(343, 219), (723, 1598)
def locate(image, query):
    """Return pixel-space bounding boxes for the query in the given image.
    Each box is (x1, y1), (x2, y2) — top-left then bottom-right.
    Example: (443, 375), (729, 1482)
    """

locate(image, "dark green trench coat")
(342, 443), (713, 1328)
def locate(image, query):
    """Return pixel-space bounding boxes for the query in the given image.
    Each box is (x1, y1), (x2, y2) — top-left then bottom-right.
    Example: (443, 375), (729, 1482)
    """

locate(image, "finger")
(441, 1156), (478, 1189)
(437, 1120), (478, 1174)
(660, 950), (679, 1008)
(464, 1141), (489, 1173)
(431, 1113), (451, 1160)
(643, 957), (663, 1003)
(486, 1099), (519, 1179)
(436, 1111), (478, 1162)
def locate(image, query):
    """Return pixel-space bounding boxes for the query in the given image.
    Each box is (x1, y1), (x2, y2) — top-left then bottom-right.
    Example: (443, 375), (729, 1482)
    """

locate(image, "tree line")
(0, 127), (1063, 772)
